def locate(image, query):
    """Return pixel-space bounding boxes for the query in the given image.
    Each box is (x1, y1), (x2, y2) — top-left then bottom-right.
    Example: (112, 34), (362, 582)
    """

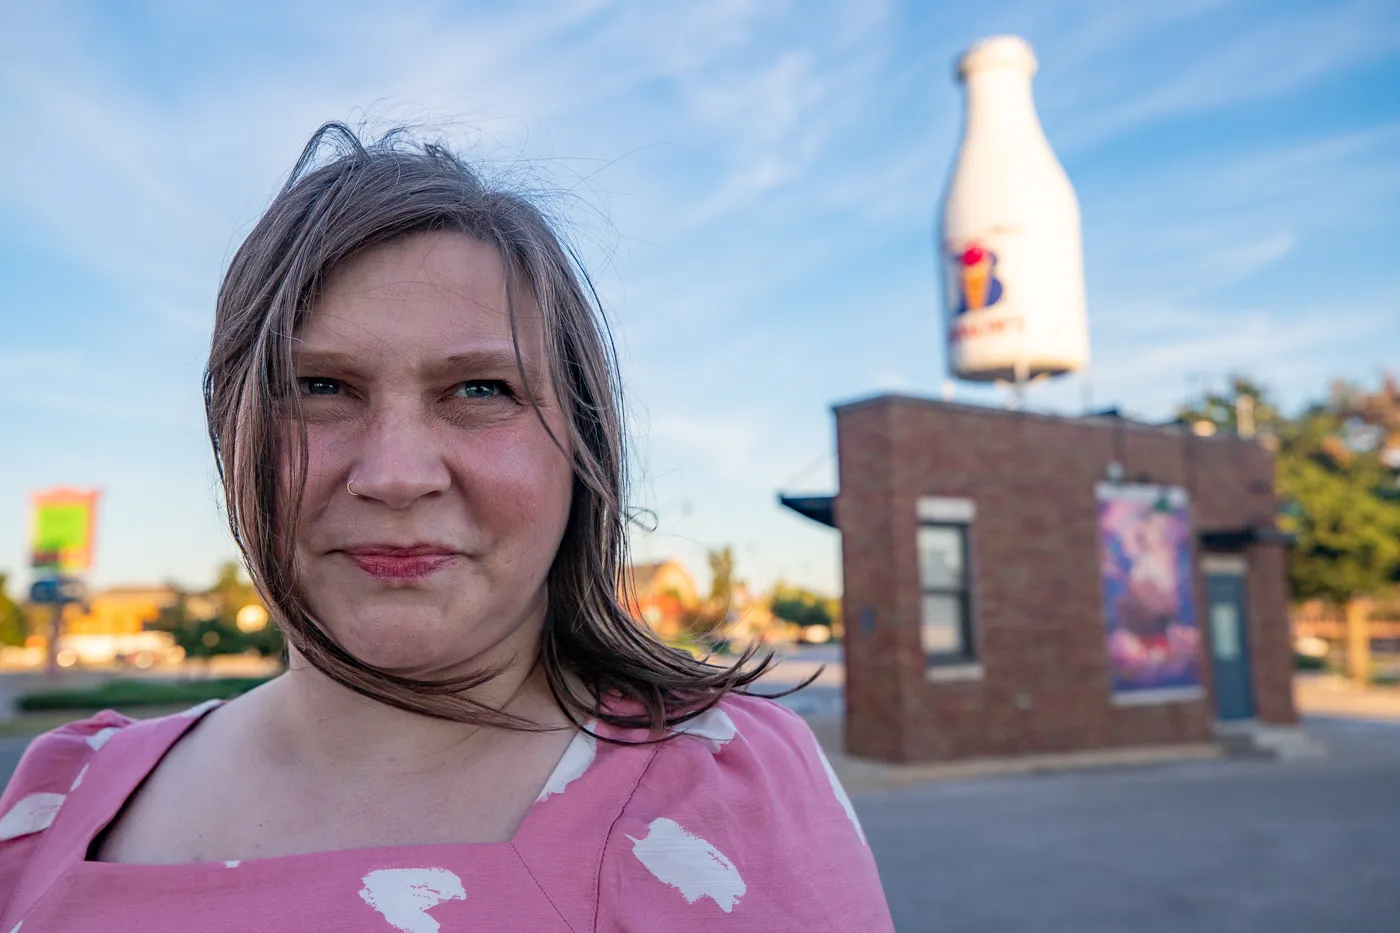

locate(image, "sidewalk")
(1293, 672), (1400, 722)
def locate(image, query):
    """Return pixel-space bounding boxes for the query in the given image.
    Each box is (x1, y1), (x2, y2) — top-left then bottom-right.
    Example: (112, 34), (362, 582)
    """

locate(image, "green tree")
(1179, 375), (1286, 439)
(0, 573), (26, 647)
(1180, 374), (1400, 605)
(707, 546), (735, 610)
(685, 546), (739, 636)
(149, 562), (284, 659)
(769, 582), (840, 631)
(1279, 450), (1400, 603)
(209, 561), (258, 613)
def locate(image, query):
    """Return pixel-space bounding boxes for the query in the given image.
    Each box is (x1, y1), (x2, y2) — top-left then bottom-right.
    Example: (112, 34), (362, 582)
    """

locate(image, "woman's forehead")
(302, 231), (547, 358)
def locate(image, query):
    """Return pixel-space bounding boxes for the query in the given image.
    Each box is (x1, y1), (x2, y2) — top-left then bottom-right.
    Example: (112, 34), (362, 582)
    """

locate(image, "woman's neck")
(245, 640), (567, 780)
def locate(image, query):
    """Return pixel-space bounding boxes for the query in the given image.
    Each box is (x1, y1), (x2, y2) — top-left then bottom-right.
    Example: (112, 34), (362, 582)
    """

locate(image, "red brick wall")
(835, 402), (906, 760)
(1246, 541), (1299, 725)
(835, 396), (1296, 763)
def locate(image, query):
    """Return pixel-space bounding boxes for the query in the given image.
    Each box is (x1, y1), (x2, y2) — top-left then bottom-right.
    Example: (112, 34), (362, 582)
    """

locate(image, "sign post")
(29, 489), (100, 679)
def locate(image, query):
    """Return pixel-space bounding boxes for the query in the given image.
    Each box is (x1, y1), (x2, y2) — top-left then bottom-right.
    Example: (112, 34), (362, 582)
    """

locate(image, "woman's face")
(286, 231), (574, 675)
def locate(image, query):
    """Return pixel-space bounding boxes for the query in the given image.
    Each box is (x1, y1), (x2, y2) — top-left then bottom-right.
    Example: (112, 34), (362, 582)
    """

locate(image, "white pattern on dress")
(85, 727), (121, 751)
(359, 867), (466, 933)
(813, 740), (866, 845)
(180, 698), (223, 719)
(69, 764), (89, 792)
(627, 817), (746, 913)
(224, 860), (241, 868)
(672, 708), (737, 753)
(0, 793), (66, 842)
(535, 724), (597, 802)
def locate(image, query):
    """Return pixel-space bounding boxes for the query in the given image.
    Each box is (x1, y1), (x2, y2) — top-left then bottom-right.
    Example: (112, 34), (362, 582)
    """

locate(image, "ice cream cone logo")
(953, 243), (1003, 314)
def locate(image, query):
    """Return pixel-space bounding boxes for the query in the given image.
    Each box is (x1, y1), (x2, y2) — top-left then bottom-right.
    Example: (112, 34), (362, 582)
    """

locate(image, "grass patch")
(16, 676), (272, 713)
(0, 704), (196, 740)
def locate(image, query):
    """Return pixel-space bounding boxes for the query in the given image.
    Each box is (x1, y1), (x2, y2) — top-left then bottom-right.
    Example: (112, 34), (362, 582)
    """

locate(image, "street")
(862, 715), (1400, 932)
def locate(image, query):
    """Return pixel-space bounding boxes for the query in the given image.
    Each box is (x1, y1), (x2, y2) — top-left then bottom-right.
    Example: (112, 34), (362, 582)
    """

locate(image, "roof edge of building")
(830, 392), (1266, 444)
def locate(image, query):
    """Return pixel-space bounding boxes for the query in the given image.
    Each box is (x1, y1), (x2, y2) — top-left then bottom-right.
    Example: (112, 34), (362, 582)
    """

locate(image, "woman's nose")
(346, 407), (451, 509)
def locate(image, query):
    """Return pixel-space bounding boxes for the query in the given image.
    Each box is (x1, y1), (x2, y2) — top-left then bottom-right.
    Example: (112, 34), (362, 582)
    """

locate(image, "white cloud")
(1083, 122), (1400, 305)
(1090, 302), (1396, 415)
(1050, 0), (1400, 149)
(1204, 233), (1296, 284)
(644, 413), (763, 484)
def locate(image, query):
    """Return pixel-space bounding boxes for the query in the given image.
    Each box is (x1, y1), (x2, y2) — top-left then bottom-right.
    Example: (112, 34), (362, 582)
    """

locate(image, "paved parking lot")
(861, 715), (1400, 932)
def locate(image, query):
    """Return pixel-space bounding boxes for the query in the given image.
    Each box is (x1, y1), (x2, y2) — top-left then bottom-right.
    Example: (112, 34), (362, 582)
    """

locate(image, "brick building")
(783, 394), (1296, 763)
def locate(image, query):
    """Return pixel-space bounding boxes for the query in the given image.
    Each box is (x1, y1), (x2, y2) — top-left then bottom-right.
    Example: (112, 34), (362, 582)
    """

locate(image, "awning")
(1199, 525), (1296, 550)
(778, 494), (836, 529)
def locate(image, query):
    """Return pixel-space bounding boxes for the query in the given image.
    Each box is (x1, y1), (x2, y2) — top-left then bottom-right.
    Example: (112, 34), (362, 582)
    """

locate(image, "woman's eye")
(298, 377), (343, 396)
(453, 380), (512, 400)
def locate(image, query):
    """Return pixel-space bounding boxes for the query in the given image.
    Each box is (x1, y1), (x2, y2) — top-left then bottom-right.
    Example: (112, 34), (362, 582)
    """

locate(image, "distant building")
(624, 560), (699, 639)
(63, 585), (179, 637)
(14, 585), (181, 668)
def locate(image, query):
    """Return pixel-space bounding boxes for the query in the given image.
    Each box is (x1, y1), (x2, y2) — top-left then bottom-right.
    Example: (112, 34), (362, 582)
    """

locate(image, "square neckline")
(75, 699), (599, 872)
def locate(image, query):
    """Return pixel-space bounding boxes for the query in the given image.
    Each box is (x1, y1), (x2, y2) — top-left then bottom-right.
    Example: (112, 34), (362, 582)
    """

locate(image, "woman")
(0, 124), (893, 931)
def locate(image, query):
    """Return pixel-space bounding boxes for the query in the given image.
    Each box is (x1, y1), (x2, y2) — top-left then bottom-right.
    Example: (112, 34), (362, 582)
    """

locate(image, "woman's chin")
(328, 615), (474, 675)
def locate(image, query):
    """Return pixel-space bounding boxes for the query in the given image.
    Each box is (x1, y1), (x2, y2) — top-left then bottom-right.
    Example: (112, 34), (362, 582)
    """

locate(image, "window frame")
(916, 519), (977, 666)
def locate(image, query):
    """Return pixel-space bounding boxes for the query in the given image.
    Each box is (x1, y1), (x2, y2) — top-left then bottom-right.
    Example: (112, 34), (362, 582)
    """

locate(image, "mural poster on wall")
(1096, 484), (1203, 702)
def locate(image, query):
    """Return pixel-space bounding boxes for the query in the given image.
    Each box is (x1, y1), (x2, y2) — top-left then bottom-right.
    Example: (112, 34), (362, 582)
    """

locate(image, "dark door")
(1205, 572), (1254, 720)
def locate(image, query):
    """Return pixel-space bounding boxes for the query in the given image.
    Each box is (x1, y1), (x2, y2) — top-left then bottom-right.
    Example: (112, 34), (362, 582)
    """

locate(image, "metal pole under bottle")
(1011, 358), (1029, 410)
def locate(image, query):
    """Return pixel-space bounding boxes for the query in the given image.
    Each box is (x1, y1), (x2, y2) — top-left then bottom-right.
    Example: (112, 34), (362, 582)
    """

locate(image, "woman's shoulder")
(595, 693), (893, 930)
(0, 710), (135, 826)
(0, 702), (215, 846)
(646, 693), (865, 843)
(662, 693), (845, 782)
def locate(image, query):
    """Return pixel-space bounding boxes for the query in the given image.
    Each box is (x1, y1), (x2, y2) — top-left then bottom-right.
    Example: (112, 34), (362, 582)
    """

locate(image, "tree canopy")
(0, 573), (26, 647)
(152, 561), (284, 658)
(769, 582), (839, 630)
(1179, 373), (1400, 605)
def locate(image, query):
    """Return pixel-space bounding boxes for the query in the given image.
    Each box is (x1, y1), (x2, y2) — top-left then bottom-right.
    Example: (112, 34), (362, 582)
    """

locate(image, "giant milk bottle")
(939, 36), (1088, 386)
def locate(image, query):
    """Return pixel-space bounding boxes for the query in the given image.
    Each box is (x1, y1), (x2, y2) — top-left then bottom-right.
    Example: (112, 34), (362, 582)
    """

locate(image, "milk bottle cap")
(956, 35), (1037, 80)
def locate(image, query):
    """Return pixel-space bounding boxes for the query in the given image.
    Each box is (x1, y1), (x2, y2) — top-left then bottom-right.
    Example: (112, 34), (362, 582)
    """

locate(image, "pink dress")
(0, 694), (893, 931)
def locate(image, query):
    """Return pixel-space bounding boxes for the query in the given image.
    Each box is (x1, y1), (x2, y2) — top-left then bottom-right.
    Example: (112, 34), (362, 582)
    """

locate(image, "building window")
(917, 522), (975, 663)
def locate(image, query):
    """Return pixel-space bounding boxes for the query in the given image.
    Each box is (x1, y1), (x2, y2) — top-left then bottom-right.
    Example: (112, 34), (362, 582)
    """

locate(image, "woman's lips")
(342, 548), (459, 582)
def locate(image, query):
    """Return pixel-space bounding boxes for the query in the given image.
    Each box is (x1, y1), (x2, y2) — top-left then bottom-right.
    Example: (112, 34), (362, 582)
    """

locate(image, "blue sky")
(2, 0), (1397, 597)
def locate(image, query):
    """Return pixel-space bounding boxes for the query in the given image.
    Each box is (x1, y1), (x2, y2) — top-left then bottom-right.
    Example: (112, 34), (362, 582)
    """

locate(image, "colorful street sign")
(30, 488), (101, 574)
(29, 577), (87, 605)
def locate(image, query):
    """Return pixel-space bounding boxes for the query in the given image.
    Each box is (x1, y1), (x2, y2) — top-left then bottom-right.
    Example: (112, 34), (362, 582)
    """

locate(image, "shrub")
(17, 676), (271, 712)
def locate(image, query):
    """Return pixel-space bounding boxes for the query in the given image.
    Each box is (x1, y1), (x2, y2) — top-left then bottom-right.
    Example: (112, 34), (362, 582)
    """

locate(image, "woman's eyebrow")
(290, 349), (366, 375)
(290, 346), (545, 386)
(434, 348), (545, 385)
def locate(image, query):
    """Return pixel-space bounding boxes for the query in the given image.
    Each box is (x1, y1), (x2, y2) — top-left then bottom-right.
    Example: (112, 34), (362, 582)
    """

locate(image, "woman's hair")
(205, 122), (792, 736)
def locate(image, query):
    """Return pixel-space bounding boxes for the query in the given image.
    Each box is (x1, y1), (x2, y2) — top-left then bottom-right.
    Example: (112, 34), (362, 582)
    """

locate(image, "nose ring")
(347, 480), (364, 499)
